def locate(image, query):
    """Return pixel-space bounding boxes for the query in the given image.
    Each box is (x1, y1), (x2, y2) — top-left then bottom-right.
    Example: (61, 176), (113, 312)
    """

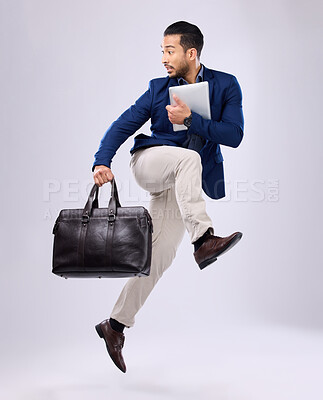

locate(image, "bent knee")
(180, 149), (202, 171)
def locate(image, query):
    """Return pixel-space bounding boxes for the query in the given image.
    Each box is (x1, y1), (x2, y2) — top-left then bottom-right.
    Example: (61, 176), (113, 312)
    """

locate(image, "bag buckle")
(108, 213), (116, 222)
(82, 214), (90, 224)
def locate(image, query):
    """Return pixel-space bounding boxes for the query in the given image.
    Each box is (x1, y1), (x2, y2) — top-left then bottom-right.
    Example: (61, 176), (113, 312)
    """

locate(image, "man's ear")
(187, 48), (198, 61)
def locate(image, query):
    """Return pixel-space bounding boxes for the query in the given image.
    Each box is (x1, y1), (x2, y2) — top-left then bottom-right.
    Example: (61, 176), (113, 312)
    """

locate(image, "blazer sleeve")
(92, 81), (153, 170)
(189, 75), (244, 148)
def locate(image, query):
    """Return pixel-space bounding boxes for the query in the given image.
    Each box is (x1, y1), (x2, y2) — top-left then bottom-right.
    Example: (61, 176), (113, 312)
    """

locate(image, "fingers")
(166, 94), (182, 109)
(166, 105), (175, 123)
(173, 94), (182, 105)
(165, 97), (189, 124)
(167, 110), (175, 124)
(93, 166), (114, 187)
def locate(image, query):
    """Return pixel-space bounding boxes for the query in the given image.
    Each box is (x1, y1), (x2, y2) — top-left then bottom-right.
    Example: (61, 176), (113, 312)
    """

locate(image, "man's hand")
(93, 165), (114, 187)
(166, 94), (191, 125)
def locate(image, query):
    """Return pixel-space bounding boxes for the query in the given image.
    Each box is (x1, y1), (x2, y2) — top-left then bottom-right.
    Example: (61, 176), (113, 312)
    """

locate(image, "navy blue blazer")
(93, 65), (244, 199)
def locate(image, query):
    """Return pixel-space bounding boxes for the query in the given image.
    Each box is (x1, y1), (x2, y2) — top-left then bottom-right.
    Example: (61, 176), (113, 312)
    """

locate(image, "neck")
(183, 62), (201, 84)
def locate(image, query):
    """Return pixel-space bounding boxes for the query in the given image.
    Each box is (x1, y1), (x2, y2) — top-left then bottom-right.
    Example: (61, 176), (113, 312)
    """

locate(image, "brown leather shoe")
(95, 319), (126, 373)
(194, 232), (243, 270)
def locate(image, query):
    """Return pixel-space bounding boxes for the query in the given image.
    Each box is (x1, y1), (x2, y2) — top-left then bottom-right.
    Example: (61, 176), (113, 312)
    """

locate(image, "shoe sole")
(199, 232), (243, 270)
(95, 323), (126, 373)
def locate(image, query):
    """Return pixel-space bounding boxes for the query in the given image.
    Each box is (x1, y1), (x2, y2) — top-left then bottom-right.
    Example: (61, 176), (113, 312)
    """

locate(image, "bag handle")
(82, 179), (121, 220)
(108, 178), (121, 214)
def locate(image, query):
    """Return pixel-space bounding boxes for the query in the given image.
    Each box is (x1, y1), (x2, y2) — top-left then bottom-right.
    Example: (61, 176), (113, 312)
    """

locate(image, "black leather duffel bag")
(52, 179), (153, 278)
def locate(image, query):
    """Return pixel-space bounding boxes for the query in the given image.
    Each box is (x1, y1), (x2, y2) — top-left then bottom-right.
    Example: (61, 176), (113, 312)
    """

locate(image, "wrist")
(183, 113), (193, 128)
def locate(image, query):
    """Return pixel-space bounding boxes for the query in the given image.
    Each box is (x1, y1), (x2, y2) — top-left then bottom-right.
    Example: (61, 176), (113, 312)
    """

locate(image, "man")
(92, 21), (244, 373)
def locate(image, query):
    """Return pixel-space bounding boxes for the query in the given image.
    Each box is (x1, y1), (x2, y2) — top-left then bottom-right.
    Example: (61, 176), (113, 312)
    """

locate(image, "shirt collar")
(177, 64), (204, 85)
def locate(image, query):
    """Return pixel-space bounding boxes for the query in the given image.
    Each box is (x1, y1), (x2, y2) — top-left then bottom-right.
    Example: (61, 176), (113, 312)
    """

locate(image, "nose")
(161, 52), (168, 64)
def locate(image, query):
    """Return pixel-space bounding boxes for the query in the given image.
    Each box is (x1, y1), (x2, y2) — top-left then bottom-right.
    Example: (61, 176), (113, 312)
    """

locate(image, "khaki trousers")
(110, 146), (213, 327)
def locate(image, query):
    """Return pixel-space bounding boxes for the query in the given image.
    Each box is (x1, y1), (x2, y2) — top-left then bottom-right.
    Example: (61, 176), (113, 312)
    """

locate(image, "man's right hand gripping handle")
(93, 165), (114, 187)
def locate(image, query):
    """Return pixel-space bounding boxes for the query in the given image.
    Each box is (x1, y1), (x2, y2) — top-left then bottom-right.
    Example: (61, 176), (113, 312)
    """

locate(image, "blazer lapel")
(203, 65), (215, 105)
(166, 77), (179, 105)
(168, 77), (179, 87)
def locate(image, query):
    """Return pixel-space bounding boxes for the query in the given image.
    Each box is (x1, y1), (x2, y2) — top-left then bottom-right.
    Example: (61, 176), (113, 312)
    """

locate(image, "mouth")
(165, 65), (174, 74)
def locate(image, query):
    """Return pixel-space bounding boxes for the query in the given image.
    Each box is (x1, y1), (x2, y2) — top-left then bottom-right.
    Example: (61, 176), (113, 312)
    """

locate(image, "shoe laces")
(114, 334), (125, 350)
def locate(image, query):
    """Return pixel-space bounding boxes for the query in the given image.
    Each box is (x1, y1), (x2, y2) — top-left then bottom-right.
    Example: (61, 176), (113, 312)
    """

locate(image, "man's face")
(161, 34), (190, 79)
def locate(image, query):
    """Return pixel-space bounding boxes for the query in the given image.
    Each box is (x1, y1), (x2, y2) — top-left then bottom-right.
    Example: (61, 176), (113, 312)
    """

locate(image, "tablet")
(169, 81), (211, 131)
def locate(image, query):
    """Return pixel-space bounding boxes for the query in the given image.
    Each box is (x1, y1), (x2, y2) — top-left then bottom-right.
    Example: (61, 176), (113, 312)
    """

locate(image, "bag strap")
(82, 184), (99, 220)
(78, 179), (121, 269)
(82, 179), (121, 219)
(107, 178), (121, 218)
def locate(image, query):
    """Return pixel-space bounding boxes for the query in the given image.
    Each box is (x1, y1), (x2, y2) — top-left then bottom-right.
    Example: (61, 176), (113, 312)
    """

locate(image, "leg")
(130, 146), (214, 242)
(129, 147), (242, 271)
(96, 181), (185, 372)
(96, 146), (241, 372)
(111, 146), (214, 327)
(110, 185), (186, 327)
(110, 146), (215, 325)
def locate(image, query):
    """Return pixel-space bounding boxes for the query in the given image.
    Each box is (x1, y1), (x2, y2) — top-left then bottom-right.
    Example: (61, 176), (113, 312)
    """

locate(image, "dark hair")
(164, 21), (204, 58)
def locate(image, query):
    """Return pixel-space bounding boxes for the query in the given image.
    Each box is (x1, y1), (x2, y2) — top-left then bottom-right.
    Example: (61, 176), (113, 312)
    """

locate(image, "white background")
(1, 0), (322, 399)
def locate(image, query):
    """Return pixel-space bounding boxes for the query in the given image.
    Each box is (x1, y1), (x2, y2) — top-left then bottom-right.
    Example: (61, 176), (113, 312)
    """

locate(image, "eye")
(168, 51), (174, 55)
